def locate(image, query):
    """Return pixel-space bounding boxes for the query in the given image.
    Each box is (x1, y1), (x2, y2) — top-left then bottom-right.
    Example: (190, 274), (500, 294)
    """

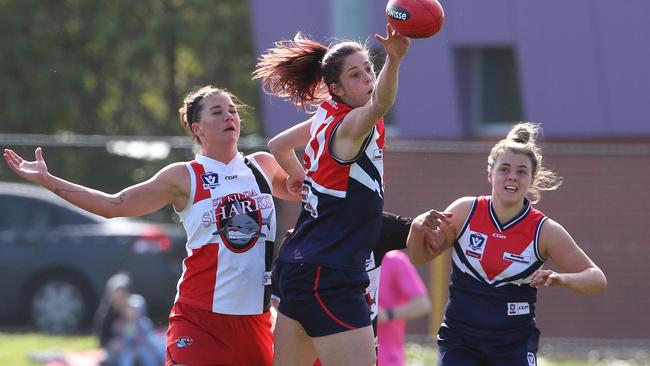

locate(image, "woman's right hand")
(375, 23), (410, 61)
(285, 173), (305, 197)
(3, 147), (50, 185)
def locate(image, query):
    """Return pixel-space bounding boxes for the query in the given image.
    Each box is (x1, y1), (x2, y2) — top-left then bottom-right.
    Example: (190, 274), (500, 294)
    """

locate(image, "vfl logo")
(465, 232), (488, 260)
(176, 337), (194, 348)
(386, 5), (410, 21)
(212, 193), (273, 253)
(508, 302), (530, 316)
(201, 172), (220, 189)
(527, 352), (537, 366)
(469, 233), (486, 251)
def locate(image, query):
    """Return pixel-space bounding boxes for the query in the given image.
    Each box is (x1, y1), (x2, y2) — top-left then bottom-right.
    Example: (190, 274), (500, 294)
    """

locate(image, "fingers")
(544, 276), (554, 287)
(35, 147), (44, 161)
(530, 270), (559, 289)
(375, 23), (398, 43)
(428, 210), (454, 225)
(3, 149), (20, 169)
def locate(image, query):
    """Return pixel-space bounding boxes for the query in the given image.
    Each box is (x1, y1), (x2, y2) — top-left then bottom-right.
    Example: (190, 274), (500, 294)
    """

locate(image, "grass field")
(0, 332), (643, 366)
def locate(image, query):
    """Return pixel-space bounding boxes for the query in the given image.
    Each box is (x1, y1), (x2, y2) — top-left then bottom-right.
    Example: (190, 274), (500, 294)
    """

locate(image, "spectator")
(377, 250), (431, 366)
(105, 294), (160, 366)
(94, 272), (132, 352)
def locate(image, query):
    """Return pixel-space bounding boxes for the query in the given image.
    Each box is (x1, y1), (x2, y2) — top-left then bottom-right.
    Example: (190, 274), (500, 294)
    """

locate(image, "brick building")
(274, 141), (650, 339)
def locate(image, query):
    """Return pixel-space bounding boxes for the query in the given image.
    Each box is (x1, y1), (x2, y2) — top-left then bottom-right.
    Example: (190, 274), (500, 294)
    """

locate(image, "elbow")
(101, 210), (120, 219)
(267, 137), (281, 155)
(594, 271), (608, 294)
(578, 268), (608, 295)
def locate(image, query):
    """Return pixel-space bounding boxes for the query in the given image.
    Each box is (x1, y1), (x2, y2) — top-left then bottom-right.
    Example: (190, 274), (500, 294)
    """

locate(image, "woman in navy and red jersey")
(409, 122), (607, 366)
(4, 85), (299, 366)
(252, 25), (426, 365)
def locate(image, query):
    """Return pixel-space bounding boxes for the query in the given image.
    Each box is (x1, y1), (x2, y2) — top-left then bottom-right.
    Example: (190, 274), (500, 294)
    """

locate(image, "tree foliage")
(0, 0), (262, 222)
(0, 0), (261, 136)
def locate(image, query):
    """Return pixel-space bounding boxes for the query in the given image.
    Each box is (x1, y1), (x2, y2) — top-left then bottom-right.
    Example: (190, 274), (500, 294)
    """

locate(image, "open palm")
(3, 147), (49, 185)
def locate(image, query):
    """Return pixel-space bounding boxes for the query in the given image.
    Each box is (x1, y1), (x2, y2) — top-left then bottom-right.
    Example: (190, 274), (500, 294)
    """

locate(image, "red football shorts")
(166, 302), (273, 366)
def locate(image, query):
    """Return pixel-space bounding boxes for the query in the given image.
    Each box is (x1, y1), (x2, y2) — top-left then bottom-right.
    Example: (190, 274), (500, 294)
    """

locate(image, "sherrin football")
(386, 0), (444, 39)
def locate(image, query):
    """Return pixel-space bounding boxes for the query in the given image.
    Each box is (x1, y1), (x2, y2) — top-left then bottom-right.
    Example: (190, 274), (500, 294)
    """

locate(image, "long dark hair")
(253, 33), (367, 111)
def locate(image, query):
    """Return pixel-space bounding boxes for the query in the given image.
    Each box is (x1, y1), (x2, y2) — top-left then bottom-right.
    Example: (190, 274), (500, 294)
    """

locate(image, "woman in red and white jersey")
(4, 85), (298, 366)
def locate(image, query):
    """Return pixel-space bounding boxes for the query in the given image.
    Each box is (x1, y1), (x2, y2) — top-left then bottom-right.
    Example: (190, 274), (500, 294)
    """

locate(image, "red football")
(386, 0), (445, 39)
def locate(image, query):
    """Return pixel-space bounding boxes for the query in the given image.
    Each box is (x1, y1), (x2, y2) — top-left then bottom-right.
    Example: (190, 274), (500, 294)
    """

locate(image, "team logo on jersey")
(465, 232), (488, 259)
(211, 193), (273, 253)
(175, 337), (194, 348)
(372, 148), (383, 160)
(527, 352), (537, 366)
(201, 172), (220, 189)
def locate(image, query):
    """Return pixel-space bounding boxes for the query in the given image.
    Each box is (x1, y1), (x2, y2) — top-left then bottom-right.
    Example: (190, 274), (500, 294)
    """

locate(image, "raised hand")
(3, 147), (50, 185)
(375, 23), (410, 61)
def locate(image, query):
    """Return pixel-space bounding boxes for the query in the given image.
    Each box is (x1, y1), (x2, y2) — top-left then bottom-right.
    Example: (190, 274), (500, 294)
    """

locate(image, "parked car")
(0, 182), (187, 333)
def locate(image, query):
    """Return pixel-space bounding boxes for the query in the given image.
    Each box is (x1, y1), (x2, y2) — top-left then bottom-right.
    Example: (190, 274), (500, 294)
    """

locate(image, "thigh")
(311, 326), (376, 366)
(488, 328), (540, 366)
(165, 303), (234, 366)
(272, 311), (318, 366)
(278, 263), (371, 337)
(232, 312), (274, 366)
(436, 347), (484, 366)
(436, 325), (484, 366)
(165, 302), (240, 366)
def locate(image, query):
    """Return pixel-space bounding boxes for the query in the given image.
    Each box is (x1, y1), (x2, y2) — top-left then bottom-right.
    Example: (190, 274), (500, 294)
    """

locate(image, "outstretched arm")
(407, 210), (454, 265)
(532, 219), (607, 295)
(407, 197), (474, 265)
(4, 147), (188, 218)
(332, 24), (410, 160)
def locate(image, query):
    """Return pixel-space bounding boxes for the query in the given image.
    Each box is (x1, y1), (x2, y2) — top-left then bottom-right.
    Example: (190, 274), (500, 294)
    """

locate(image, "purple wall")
(250, 0), (650, 139)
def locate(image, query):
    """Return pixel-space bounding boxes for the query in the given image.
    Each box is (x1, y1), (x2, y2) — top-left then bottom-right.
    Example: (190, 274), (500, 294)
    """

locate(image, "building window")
(456, 47), (523, 136)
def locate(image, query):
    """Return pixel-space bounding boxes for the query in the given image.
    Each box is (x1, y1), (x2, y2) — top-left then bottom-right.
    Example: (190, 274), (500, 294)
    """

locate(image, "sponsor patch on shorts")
(176, 336), (194, 348)
(527, 351), (537, 366)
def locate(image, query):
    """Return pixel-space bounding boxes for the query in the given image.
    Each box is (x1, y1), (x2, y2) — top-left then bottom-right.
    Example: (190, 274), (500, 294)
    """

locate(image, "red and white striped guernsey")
(174, 153), (276, 315)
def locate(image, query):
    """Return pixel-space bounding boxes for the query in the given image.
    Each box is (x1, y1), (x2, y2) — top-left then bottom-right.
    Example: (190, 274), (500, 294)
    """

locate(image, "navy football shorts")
(436, 323), (540, 366)
(274, 261), (371, 337)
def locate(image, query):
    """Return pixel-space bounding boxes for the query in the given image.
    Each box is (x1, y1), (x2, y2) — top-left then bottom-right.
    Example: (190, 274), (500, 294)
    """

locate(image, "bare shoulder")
(446, 196), (476, 228)
(539, 218), (572, 245)
(247, 151), (276, 174)
(158, 162), (189, 179)
(155, 162), (190, 193)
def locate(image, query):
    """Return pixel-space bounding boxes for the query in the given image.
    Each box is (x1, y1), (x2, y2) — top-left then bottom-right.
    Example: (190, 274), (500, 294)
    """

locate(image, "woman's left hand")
(530, 269), (564, 288)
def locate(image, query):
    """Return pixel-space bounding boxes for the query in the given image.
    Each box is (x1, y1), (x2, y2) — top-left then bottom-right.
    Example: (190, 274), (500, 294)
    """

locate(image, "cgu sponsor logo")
(387, 6), (410, 21)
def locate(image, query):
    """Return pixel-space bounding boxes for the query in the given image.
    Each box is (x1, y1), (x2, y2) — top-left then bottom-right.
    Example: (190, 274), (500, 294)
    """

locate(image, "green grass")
(0, 333), (638, 366)
(404, 343), (631, 366)
(0, 333), (97, 366)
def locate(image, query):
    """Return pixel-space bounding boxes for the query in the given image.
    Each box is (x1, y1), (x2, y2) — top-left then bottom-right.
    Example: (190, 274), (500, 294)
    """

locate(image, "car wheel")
(28, 274), (93, 334)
